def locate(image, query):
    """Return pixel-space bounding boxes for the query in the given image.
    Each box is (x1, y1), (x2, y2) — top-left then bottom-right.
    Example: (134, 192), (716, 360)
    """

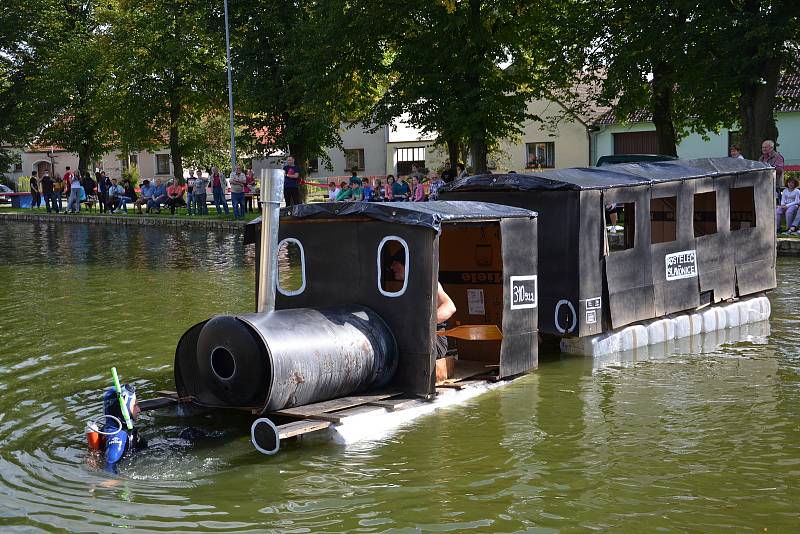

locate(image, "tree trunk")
(446, 137), (459, 181)
(470, 132), (488, 174)
(738, 55), (781, 159)
(168, 87), (183, 181)
(650, 63), (678, 157)
(77, 143), (92, 176)
(466, 0), (488, 174)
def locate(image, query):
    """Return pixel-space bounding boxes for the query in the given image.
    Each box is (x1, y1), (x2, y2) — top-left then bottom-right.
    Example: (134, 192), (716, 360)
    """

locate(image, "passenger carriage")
(439, 158), (776, 338)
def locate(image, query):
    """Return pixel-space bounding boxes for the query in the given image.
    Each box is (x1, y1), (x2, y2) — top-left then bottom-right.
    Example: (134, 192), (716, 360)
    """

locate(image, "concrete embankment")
(0, 211), (247, 230)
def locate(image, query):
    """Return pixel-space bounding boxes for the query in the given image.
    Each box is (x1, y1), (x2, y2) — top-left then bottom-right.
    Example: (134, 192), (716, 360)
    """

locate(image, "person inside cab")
(388, 251), (456, 358)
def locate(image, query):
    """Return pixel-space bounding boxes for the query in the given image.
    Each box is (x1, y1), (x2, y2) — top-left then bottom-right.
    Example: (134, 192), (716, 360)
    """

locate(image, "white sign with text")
(665, 249), (698, 281)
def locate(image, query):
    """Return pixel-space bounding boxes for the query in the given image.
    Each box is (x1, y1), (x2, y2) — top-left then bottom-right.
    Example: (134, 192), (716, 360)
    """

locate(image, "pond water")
(0, 220), (798, 532)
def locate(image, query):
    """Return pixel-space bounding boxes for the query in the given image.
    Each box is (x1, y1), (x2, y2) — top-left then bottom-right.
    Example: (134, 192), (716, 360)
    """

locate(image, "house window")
(155, 154), (171, 175)
(276, 238), (306, 296)
(129, 154), (138, 167)
(609, 202), (636, 252)
(308, 157), (319, 173)
(694, 191), (717, 237)
(377, 236), (409, 297)
(650, 196), (677, 244)
(396, 147), (425, 176)
(730, 186), (756, 230)
(344, 149), (365, 171)
(526, 142), (555, 168)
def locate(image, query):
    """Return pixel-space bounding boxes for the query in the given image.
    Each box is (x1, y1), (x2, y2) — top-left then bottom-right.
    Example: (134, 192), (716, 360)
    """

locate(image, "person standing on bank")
(193, 169), (209, 215)
(282, 156), (302, 207)
(229, 164), (247, 219)
(67, 170), (82, 213)
(41, 173), (56, 213)
(186, 170), (196, 215)
(760, 139), (785, 195)
(210, 166), (229, 215)
(29, 171), (41, 209)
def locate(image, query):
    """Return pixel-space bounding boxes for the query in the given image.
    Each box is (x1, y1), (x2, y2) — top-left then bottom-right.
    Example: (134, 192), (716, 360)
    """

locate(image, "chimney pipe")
(257, 169), (285, 313)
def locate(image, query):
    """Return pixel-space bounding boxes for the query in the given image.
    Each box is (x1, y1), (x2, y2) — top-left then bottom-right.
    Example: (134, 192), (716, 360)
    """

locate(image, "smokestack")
(257, 169), (285, 313)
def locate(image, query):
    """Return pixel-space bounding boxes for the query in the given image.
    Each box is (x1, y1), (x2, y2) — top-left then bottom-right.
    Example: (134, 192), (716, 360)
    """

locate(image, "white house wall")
(308, 124), (387, 179)
(593, 112), (800, 166)
(498, 99), (591, 171)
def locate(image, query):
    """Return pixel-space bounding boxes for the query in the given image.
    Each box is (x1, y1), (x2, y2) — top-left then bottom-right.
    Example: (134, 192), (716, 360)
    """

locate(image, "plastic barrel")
(175, 304), (397, 413)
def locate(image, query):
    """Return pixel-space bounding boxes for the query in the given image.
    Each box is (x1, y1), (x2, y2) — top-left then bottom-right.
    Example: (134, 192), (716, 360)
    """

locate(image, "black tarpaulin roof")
(442, 157), (771, 193)
(245, 201), (536, 240)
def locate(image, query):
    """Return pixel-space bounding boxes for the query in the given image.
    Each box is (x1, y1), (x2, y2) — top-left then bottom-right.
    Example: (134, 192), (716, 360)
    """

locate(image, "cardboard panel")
(650, 182), (701, 315)
(730, 170), (777, 295)
(577, 190), (604, 337)
(500, 217), (538, 376)
(431, 190), (578, 336)
(276, 220), (436, 396)
(603, 186), (655, 328)
(693, 176), (735, 302)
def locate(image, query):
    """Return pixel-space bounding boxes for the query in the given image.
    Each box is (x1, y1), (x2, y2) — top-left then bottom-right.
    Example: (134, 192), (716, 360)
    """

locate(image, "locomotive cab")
(170, 200), (539, 452)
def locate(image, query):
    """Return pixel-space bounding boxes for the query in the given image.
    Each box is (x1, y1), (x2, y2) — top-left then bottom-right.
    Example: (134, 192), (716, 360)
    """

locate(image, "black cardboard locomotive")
(174, 201), (539, 413)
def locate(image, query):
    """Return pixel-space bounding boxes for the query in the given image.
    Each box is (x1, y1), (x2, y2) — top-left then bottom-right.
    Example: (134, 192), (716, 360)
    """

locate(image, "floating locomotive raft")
(440, 157), (776, 353)
(164, 199), (539, 453)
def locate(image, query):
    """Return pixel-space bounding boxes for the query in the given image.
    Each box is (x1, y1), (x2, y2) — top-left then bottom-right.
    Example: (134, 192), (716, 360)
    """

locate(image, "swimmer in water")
(94, 384), (147, 470)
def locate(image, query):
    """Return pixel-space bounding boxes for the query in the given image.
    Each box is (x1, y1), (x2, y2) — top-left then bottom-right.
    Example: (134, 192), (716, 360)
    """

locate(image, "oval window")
(276, 238), (305, 296)
(377, 236), (409, 297)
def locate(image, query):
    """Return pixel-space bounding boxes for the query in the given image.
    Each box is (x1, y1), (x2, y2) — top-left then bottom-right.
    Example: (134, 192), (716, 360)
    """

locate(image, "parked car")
(0, 184), (13, 204)
(595, 154), (678, 166)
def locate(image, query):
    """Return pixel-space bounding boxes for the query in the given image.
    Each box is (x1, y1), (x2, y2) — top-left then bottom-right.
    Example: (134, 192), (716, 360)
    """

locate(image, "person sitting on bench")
(390, 254), (456, 358)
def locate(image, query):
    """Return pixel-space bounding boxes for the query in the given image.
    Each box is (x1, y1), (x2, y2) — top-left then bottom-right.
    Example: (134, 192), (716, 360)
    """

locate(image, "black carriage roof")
(442, 157), (771, 193)
(246, 201), (535, 238)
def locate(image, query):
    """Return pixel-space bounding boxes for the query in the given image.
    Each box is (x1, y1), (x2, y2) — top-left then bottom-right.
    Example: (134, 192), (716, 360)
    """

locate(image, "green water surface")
(0, 220), (798, 533)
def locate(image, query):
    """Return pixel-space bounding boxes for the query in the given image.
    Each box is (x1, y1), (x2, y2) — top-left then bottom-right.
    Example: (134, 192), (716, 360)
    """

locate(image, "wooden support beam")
(277, 420), (332, 439)
(270, 391), (402, 419)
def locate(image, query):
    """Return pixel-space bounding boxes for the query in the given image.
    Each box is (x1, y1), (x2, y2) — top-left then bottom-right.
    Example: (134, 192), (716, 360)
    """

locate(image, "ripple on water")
(0, 220), (799, 531)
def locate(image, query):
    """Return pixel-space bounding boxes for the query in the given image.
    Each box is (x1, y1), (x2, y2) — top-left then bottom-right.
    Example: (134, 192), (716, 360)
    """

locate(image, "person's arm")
(775, 152), (785, 171)
(436, 282), (456, 323)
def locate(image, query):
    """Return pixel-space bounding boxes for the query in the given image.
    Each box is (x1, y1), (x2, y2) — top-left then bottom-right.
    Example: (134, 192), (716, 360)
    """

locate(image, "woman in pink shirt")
(210, 166), (229, 215)
(411, 176), (425, 201)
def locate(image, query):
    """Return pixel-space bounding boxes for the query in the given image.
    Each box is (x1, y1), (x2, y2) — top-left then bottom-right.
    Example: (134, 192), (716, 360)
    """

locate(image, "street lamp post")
(223, 0), (237, 173)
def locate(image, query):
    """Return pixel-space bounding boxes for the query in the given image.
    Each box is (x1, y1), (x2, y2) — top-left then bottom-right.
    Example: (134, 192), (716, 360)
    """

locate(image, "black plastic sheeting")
(245, 201), (536, 241)
(442, 157), (771, 193)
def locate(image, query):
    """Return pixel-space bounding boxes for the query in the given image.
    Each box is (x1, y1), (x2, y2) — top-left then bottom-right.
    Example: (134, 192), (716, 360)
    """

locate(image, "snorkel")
(112, 367), (134, 432)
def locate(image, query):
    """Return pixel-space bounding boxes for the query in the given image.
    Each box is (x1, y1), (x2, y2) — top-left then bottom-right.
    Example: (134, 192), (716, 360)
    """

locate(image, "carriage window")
(730, 186), (756, 231)
(608, 202), (636, 252)
(276, 238), (306, 296)
(650, 196), (677, 244)
(694, 191), (717, 237)
(378, 236), (409, 297)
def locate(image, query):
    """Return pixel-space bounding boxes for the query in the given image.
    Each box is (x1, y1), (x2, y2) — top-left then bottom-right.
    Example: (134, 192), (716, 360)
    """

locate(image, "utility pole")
(224, 0), (237, 172)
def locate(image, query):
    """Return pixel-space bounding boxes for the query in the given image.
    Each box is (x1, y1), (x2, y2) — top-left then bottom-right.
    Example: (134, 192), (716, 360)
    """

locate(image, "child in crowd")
(777, 178), (800, 234)
(328, 182), (338, 201)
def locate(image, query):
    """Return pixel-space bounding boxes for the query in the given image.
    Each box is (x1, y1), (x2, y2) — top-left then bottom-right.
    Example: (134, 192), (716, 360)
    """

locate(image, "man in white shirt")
(229, 165), (247, 220)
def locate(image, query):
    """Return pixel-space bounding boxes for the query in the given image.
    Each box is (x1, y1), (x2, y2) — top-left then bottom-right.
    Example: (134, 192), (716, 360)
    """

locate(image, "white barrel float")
(561, 295), (772, 357)
(174, 304), (398, 413)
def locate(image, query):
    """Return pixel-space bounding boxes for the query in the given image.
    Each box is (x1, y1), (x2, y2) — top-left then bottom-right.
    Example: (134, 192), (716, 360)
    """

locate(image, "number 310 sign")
(510, 275), (538, 310)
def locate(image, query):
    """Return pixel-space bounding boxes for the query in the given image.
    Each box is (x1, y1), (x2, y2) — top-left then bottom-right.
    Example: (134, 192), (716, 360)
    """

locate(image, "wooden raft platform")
(140, 360), (497, 444)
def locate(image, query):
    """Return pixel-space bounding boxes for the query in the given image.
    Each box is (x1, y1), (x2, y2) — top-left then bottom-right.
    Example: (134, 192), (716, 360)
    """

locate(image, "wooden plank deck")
(270, 391), (402, 419)
(277, 419), (332, 439)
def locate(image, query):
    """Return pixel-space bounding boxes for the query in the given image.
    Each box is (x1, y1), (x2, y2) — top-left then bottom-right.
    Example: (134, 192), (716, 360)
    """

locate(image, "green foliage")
(102, 0), (226, 178)
(229, 0), (385, 174)
(341, 0), (589, 172)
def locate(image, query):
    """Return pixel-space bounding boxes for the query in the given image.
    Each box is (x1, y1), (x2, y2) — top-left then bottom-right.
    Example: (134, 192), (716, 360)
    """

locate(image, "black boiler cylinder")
(174, 305), (398, 413)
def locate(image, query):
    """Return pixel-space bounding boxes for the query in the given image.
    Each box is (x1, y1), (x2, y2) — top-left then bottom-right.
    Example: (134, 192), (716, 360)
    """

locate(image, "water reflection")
(0, 220), (255, 270)
(0, 220), (798, 531)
